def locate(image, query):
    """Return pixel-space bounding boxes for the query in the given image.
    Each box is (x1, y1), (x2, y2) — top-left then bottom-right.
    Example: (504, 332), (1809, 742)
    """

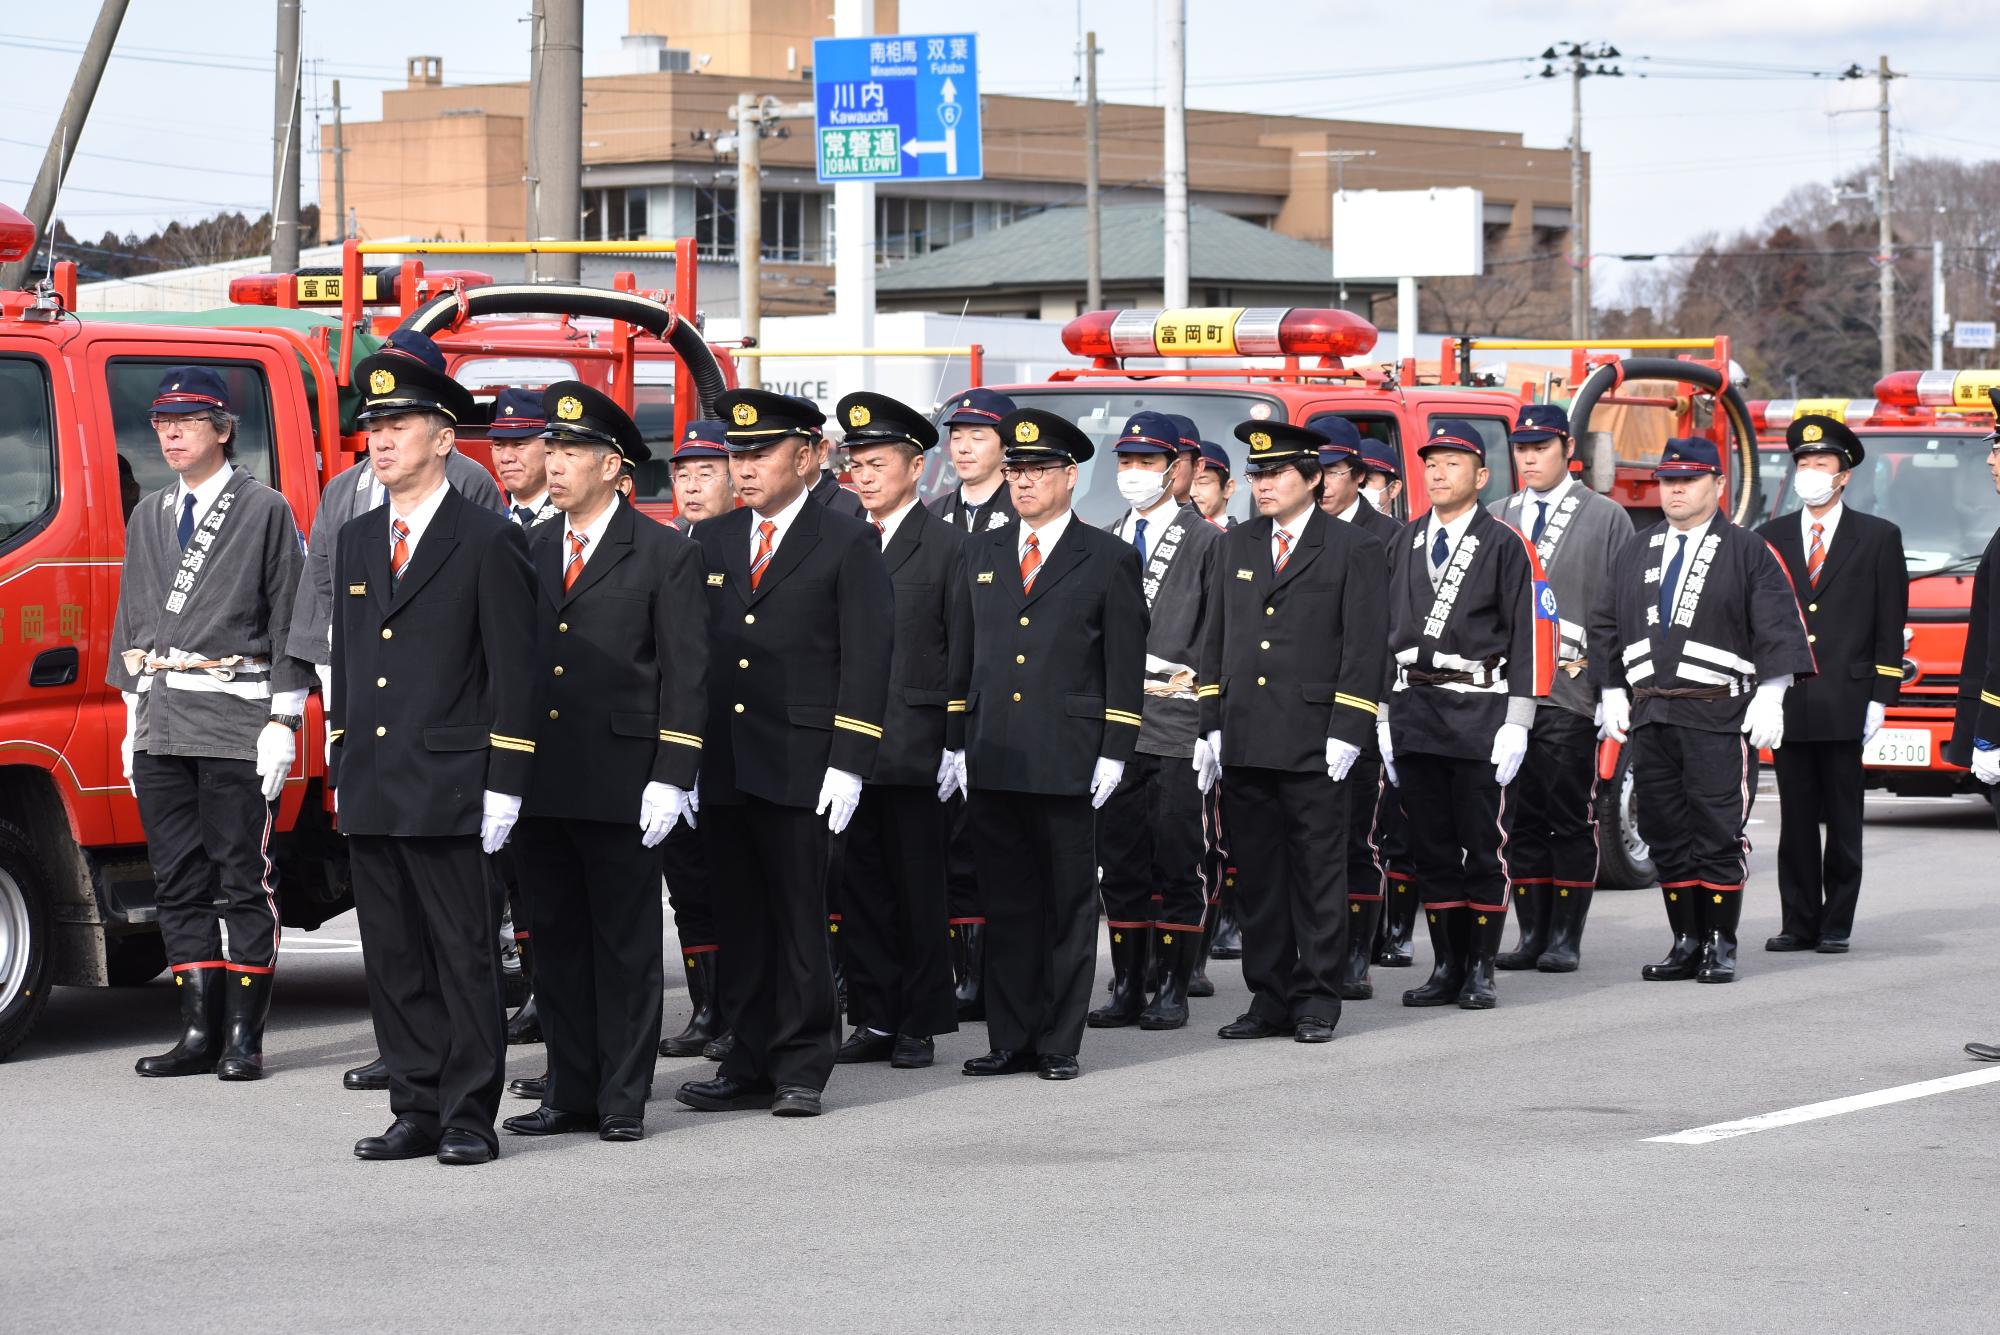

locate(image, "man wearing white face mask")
(1089, 411), (1222, 1032)
(1755, 415), (1906, 955)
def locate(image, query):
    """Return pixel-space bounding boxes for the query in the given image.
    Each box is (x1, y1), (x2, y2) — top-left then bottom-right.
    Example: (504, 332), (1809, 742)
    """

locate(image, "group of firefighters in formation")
(110, 327), (2000, 1163)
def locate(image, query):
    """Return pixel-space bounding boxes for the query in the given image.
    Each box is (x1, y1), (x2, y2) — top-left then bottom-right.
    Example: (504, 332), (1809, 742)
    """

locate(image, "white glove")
(1326, 737), (1360, 782)
(1972, 748), (2000, 786)
(480, 790), (522, 854)
(953, 750), (969, 799)
(1599, 687), (1631, 743)
(815, 767), (862, 834)
(1863, 701), (1886, 744)
(1743, 675), (1790, 752)
(1491, 721), (1529, 787)
(689, 776), (701, 815)
(120, 690), (139, 795)
(1193, 730), (1222, 794)
(639, 781), (693, 847)
(1090, 756), (1125, 810)
(255, 721), (296, 802)
(937, 749), (966, 802)
(315, 663), (335, 766)
(1376, 718), (1398, 787)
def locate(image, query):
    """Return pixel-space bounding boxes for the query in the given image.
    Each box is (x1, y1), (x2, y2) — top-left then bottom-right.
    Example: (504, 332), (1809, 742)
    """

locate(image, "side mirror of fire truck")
(1577, 430), (1617, 496)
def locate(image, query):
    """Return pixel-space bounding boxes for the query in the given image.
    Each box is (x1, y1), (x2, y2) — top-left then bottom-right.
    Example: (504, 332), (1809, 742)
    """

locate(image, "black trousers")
(658, 816), (717, 950)
(1096, 751), (1209, 931)
(1631, 723), (1754, 893)
(349, 833), (504, 1148)
(512, 816), (664, 1119)
(133, 752), (280, 972)
(1222, 766), (1348, 1025)
(1345, 757), (1385, 904)
(944, 793), (984, 927)
(1397, 751), (1510, 911)
(1772, 739), (1863, 940)
(840, 784), (958, 1038)
(970, 790), (1098, 1057)
(1374, 775), (1411, 880)
(1505, 707), (1600, 891)
(703, 798), (838, 1092)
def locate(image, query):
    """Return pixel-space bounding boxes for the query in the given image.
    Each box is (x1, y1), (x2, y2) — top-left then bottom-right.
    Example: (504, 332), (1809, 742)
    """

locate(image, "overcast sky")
(3, 1), (1994, 299)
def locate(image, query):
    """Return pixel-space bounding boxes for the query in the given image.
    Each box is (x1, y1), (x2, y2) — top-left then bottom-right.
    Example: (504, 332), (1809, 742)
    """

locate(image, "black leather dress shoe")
(353, 1119), (438, 1161)
(1965, 1042), (2000, 1062)
(1216, 1013), (1294, 1040)
(890, 1034), (934, 1069)
(343, 1057), (390, 1091)
(835, 1028), (896, 1064)
(507, 1072), (548, 1101)
(1765, 933), (1816, 952)
(502, 1106), (596, 1136)
(1037, 1054), (1080, 1081)
(1814, 937), (1850, 954)
(1293, 1016), (1337, 1044)
(962, 1048), (1038, 1076)
(701, 1032), (736, 1062)
(771, 1085), (824, 1117)
(436, 1129), (496, 1165)
(598, 1115), (645, 1141)
(676, 1074), (776, 1111)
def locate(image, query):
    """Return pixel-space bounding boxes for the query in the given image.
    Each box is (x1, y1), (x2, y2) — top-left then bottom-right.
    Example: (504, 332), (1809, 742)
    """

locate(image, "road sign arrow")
(940, 77), (957, 104)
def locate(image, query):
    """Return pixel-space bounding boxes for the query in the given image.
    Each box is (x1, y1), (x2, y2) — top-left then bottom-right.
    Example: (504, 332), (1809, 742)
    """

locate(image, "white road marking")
(278, 938), (364, 954)
(1646, 1067), (2000, 1144)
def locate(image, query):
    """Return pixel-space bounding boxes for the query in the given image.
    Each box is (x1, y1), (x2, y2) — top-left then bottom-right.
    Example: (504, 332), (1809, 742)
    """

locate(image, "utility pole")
(1877, 53), (1896, 377)
(1161, 0), (1189, 310)
(0, 0), (128, 290)
(1931, 237), (1946, 371)
(1542, 43), (1621, 339)
(1083, 31), (1102, 312)
(272, 0), (303, 270)
(330, 77), (347, 244)
(833, 0), (877, 395)
(526, 0), (583, 282)
(736, 94), (763, 385)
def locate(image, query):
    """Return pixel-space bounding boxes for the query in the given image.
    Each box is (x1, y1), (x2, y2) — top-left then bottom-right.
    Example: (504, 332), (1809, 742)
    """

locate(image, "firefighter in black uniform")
(675, 389), (893, 1118)
(500, 383), (707, 1144)
(1591, 437), (1817, 984)
(1756, 415), (1907, 954)
(1355, 434), (1419, 968)
(831, 392), (971, 1070)
(1958, 396), (2000, 1063)
(331, 350), (538, 1165)
(1188, 439), (1237, 997)
(1195, 419), (1388, 1042)
(957, 409), (1147, 1080)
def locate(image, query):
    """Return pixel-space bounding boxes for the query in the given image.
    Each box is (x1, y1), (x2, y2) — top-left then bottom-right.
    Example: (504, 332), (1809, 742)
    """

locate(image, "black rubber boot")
(1138, 929), (1197, 1030)
(216, 970), (275, 1081)
(505, 992), (542, 1045)
(1495, 883), (1552, 971)
(1336, 897), (1382, 1000)
(1088, 925), (1150, 1027)
(1457, 908), (1504, 1010)
(1537, 887), (1594, 973)
(1376, 880), (1417, 967)
(659, 949), (720, 1058)
(1401, 907), (1465, 1006)
(1187, 916), (1216, 998)
(135, 965), (225, 1077)
(1210, 897), (1243, 960)
(953, 922), (987, 1022)
(701, 1031), (736, 1062)
(1642, 887), (1704, 981)
(1696, 890), (1741, 984)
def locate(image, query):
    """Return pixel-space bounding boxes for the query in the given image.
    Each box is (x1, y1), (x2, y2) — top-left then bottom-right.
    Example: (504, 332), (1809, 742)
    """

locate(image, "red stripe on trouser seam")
(171, 960), (227, 972)
(681, 943), (719, 955)
(1154, 921), (1205, 933)
(225, 963), (275, 974)
(947, 916), (986, 926)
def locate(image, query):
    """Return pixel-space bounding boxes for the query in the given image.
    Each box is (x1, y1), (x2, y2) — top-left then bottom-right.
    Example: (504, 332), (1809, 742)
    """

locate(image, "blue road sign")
(812, 33), (982, 183)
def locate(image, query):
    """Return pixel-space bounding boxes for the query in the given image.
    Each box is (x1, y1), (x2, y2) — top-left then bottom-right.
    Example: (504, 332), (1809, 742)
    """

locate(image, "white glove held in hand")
(480, 790), (522, 855)
(639, 781), (693, 847)
(1972, 748), (2000, 786)
(1490, 721), (1529, 787)
(1598, 687), (1631, 743)
(1376, 718), (1398, 787)
(816, 767), (863, 834)
(937, 749), (966, 802)
(1326, 737), (1360, 782)
(1742, 675), (1791, 752)
(1090, 756), (1125, 810)
(1192, 730), (1222, 794)
(255, 721), (296, 802)
(1863, 701), (1886, 744)
(120, 690), (140, 794)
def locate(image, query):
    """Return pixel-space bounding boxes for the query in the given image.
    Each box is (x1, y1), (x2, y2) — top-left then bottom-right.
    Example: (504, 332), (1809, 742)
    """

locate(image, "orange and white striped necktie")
(1274, 527), (1293, 574)
(1807, 521), (1825, 586)
(564, 531), (588, 591)
(750, 519), (776, 590)
(1020, 532), (1042, 591)
(390, 519), (410, 584)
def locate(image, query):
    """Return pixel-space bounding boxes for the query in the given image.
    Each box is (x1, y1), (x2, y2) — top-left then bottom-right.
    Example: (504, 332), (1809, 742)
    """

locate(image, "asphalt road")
(4, 786), (1999, 1333)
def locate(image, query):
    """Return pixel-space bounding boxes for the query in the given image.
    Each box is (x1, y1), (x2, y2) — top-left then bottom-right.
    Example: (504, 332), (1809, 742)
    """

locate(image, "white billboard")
(1332, 187), (1485, 280)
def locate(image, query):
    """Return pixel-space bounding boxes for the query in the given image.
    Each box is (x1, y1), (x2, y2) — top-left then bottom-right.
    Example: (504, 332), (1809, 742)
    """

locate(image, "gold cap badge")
(1801, 422), (1823, 443)
(556, 395), (583, 422)
(732, 402), (759, 426)
(1249, 431), (1272, 452)
(368, 368), (395, 395)
(1015, 420), (1040, 443)
(848, 404), (872, 428)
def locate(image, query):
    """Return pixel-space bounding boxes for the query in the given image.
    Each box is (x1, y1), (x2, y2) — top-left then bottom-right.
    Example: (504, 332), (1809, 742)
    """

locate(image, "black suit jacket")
(329, 485), (538, 836)
(1757, 506), (1907, 741)
(1198, 507), (1389, 771)
(962, 514), (1148, 795)
(1947, 526), (2000, 767)
(691, 498), (893, 806)
(523, 501), (709, 821)
(872, 502), (974, 787)
(1352, 494), (1405, 548)
(811, 469), (866, 518)
(929, 480), (1017, 535)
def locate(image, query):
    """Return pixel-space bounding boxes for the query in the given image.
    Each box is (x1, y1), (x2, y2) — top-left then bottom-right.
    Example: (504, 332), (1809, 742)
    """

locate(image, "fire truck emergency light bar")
(1874, 368), (2000, 411)
(1749, 398), (1881, 431)
(230, 268), (496, 307)
(1060, 307), (1379, 361)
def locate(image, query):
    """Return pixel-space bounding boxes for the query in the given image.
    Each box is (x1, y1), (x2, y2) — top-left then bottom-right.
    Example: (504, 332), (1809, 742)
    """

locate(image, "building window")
(581, 187), (650, 241)
(698, 188), (826, 263)
(696, 186), (736, 261)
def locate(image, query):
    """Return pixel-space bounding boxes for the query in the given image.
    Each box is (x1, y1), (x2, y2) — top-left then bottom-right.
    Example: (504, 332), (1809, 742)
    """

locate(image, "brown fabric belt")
(1634, 684), (1732, 702)
(1406, 668), (1475, 686)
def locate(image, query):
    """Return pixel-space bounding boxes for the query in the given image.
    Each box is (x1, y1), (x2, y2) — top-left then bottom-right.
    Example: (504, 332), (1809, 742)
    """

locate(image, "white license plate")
(1863, 728), (1932, 768)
